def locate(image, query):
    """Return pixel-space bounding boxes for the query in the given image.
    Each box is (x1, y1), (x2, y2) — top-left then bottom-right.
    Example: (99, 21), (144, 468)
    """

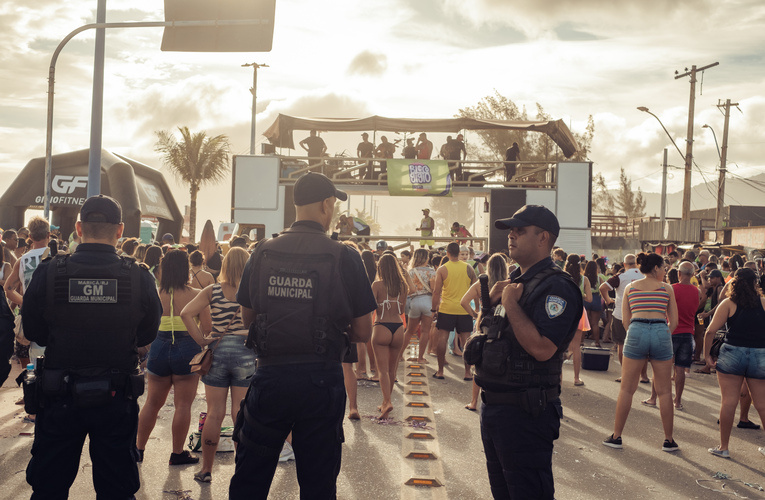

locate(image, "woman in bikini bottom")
(371, 254), (409, 419)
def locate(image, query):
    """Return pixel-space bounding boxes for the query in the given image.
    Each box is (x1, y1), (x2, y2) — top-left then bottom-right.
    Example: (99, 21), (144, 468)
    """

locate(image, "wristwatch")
(431, 309), (438, 313)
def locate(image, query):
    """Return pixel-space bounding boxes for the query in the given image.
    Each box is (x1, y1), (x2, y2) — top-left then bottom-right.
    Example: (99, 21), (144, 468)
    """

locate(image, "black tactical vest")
(44, 254), (143, 373)
(247, 223), (353, 365)
(473, 264), (580, 391)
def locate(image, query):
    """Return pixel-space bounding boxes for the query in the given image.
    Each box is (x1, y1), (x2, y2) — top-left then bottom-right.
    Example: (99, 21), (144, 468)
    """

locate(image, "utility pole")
(87, 0), (107, 200)
(675, 61), (719, 220)
(715, 99), (737, 231)
(242, 62), (268, 155)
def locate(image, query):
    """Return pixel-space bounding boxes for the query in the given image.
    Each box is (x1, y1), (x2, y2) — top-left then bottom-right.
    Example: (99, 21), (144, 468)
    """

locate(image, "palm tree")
(155, 126), (231, 242)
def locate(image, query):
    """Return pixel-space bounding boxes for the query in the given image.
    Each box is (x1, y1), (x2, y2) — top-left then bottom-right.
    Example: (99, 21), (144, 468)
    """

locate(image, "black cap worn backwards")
(80, 195), (122, 224)
(708, 269), (724, 280)
(293, 172), (348, 206)
(494, 204), (560, 237)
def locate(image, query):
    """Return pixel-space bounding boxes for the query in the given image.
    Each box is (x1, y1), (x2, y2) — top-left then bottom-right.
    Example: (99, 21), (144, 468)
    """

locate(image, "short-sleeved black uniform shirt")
(507, 256), (582, 348)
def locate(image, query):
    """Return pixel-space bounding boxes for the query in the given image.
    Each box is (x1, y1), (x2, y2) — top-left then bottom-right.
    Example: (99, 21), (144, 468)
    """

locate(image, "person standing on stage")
(417, 209), (435, 249)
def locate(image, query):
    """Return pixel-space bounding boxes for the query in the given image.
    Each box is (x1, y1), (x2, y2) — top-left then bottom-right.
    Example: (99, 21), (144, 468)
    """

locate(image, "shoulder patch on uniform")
(545, 295), (567, 319)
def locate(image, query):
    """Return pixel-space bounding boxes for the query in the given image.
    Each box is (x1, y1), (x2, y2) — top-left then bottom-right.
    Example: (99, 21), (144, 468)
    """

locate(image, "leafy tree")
(427, 197), (475, 238)
(614, 168), (646, 218)
(155, 126), (231, 243)
(592, 172), (615, 216)
(457, 91), (594, 172)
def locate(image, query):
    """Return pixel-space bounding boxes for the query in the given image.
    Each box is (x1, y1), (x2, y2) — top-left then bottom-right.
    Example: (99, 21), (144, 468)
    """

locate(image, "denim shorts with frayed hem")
(623, 320), (673, 361)
(202, 335), (257, 388)
(716, 344), (765, 379)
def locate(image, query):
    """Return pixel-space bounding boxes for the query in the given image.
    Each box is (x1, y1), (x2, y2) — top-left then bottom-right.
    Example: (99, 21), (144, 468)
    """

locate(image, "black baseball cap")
(80, 195), (122, 224)
(708, 269), (724, 279)
(494, 205), (560, 236)
(293, 172), (347, 206)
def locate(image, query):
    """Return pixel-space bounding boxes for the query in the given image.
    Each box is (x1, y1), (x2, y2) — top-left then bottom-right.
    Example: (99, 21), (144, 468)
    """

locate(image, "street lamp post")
(638, 107), (685, 226)
(702, 124), (721, 160)
(242, 62), (268, 155)
(704, 99), (737, 232)
(637, 107), (686, 161)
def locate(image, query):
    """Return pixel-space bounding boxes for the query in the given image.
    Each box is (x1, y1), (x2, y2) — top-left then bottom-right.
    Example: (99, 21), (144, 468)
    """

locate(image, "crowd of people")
(300, 130), (475, 180)
(597, 248), (765, 460)
(3, 181), (764, 497)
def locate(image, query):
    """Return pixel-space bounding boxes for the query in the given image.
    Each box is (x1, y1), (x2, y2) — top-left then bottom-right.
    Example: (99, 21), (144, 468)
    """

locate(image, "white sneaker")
(279, 441), (295, 462)
(758, 446), (765, 457)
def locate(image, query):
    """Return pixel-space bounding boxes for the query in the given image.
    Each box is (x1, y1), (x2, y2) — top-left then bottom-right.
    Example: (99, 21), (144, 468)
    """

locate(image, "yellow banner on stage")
(386, 160), (452, 197)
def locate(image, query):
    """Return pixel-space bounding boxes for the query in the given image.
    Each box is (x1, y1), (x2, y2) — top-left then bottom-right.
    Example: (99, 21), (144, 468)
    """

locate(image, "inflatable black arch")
(0, 149), (183, 242)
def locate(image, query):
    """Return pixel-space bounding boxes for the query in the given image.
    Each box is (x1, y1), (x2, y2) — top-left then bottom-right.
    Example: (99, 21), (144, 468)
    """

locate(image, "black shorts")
(436, 312), (473, 333)
(612, 318), (627, 345)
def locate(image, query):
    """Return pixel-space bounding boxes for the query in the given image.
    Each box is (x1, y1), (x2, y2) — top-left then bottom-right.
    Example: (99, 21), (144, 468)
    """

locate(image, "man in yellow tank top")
(432, 242), (477, 379)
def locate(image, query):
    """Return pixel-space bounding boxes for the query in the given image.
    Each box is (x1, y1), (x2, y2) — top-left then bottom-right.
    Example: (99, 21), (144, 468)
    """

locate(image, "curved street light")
(702, 124), (721, 160)
(636, 107), (686, 161)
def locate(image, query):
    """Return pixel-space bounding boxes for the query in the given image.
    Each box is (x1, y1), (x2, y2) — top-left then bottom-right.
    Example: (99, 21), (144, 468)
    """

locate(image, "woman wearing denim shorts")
(603, 252), (680, 452)
(181, 247), (256, 482)
(137, 249), (212, 465)
(704, 267), (765, 459)
(399, 249), (436, 365)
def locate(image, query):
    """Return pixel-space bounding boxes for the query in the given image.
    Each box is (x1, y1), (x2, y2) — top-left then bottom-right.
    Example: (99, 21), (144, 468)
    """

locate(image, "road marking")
(401, 341), (446, 499)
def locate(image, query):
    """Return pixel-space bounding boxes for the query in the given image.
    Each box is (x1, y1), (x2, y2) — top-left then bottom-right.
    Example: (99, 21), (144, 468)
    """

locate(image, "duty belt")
(481, 386), (560, 406)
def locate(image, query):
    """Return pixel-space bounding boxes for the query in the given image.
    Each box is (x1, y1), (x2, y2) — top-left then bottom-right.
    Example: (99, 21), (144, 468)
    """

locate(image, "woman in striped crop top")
(181, 247), (256, 483)
(603, 252), (679, 453)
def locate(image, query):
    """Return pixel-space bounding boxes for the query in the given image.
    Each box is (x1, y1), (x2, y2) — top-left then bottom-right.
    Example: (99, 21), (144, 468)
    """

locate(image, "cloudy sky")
(2, 0), (764, 237)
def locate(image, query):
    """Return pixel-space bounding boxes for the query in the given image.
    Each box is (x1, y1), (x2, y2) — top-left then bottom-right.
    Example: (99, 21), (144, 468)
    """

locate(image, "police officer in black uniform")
(468, 205), (582, 499)
(22, 195), (162, 499)
(230, 172), (376, 499)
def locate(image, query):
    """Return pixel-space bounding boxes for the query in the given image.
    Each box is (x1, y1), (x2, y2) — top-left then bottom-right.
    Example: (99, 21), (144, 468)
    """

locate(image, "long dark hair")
(566, 254), (582, 284)
(730, 268), (761, 309)
(596, 257), (607, 275)
(361, 250), (377, 284)
(159, 249), (190, 293)
(584, 261), (598, 290)
(377, 253), (407, 298)
(144, 245), (162, 269)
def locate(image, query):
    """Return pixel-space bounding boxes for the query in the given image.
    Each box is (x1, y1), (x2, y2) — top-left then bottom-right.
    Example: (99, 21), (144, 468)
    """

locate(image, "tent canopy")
(263, 114), (579, 158)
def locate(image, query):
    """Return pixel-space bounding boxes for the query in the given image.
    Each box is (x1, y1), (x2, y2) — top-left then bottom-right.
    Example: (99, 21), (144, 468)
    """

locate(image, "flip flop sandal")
(194, 471), (212, 483)
(641, 400), (658, 408)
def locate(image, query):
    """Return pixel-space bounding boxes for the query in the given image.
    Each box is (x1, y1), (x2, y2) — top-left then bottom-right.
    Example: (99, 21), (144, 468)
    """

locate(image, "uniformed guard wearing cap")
(230, 172), (376, 499)
(465, 204), (582, 499)
(22, 194), (162, 498)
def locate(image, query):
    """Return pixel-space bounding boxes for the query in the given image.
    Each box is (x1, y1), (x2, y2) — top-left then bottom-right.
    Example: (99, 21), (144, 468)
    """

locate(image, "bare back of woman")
(371, 254), (408, 419)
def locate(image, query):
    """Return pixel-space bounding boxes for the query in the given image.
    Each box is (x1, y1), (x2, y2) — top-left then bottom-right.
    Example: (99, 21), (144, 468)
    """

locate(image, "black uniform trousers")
(480, 397), (562, 500)
(27, 391), (139, 500)
(229, 362), (346, 500)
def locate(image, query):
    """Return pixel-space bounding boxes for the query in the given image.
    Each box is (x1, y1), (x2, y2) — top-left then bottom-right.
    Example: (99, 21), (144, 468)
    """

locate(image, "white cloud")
(347, 51), (388, 77)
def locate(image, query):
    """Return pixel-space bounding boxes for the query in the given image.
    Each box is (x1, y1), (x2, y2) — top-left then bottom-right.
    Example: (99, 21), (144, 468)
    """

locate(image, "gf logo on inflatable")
(52, 175), (88, 194)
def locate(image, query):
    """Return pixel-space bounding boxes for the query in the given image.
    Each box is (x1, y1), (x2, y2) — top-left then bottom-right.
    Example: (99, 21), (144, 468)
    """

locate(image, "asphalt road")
(1, 340), (764, 499)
